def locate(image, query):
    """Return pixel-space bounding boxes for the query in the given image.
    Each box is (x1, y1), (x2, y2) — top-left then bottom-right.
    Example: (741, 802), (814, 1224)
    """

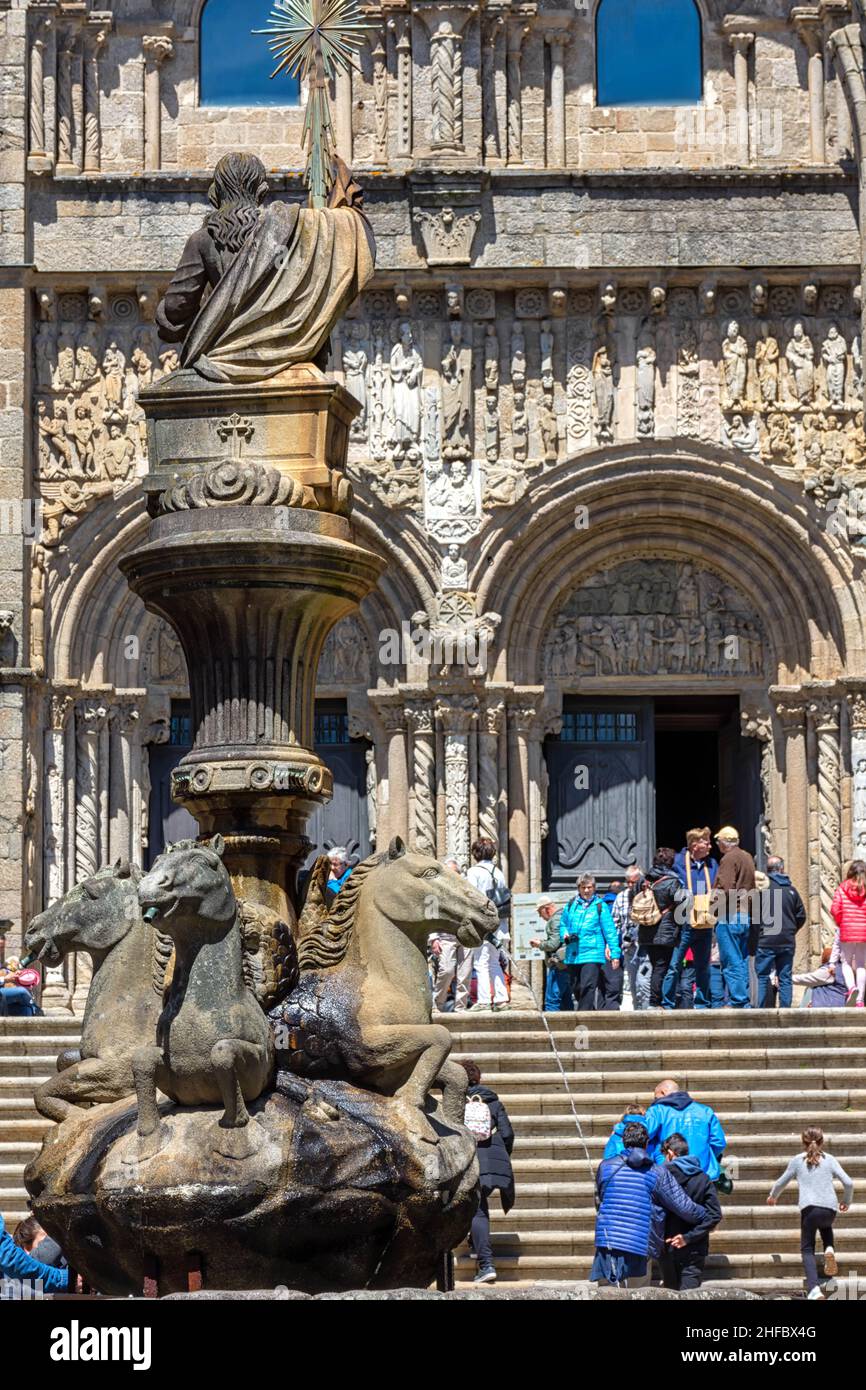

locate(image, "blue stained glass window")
(200, 0), (300, 108)
(596, 0), (702, 108)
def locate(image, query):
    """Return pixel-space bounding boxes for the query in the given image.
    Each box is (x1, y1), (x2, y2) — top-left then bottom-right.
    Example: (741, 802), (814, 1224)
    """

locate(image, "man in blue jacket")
(644, 1078), (727, 1180)
(0, 1213), (69, 1294)
(592, 1121), (708, 1286)
(559, 873), (621, 1012)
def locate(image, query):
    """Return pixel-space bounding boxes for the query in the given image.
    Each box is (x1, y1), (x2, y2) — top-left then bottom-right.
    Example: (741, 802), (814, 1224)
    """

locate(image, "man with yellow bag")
(663, 828), (719, 1010)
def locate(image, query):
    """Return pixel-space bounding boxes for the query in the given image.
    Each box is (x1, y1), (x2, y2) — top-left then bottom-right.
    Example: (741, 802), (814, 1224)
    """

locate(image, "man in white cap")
(714, 826), (756, 1009)
(530, 896), (572, 1011)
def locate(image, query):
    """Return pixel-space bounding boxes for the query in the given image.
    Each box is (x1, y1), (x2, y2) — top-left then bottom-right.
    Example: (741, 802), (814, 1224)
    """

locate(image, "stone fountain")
(22, 152), (491, 1295)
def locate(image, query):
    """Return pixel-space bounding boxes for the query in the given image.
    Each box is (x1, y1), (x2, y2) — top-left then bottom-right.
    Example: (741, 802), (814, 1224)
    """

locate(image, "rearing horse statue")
(128, 835), (274, 1161)
(271, 838), (496, 1130)
(24, 863), (170, 1124)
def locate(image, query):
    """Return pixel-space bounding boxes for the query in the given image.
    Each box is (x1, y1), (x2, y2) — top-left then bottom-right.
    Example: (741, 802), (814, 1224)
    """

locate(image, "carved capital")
(807, 682), (842, 731)
(78, 701), (110, 733)
(727, 30), (755, 56)
(740, 706), (773, 742)
(110, 703), (141, 736)
(482, 700), (506, 737)
(405, 702), (435, 736)
(143, 34), (174, 65)
(435, 696), (477, 734)
(770, 686), (808, 730)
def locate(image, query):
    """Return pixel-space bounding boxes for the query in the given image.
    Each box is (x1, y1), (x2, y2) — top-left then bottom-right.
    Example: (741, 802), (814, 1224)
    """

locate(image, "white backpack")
(464, 1094), (493, 1142)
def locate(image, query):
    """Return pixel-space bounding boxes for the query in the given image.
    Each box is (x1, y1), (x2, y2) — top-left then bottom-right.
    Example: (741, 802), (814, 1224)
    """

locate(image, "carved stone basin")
(25, 1078), (478, 1296)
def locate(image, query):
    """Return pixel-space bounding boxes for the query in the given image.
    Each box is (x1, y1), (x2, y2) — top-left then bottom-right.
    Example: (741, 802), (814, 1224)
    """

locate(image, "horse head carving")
(23, 862), (169, 1124)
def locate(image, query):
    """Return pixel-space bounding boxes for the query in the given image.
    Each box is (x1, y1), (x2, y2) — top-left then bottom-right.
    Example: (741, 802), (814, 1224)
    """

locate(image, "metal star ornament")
(254, 0), (370, 207)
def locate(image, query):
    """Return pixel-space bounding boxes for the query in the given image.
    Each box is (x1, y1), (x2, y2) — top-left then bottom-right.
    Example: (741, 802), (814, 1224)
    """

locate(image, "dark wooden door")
(544, 700), (655, 890)
(146, 745), (199, 865)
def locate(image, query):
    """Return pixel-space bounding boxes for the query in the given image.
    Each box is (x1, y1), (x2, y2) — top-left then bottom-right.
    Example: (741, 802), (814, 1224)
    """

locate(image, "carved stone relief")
(544, 558), (768, 680)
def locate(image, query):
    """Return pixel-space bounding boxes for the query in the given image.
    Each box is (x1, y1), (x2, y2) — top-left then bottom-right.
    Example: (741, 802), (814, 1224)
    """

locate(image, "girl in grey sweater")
(767, 1126), (854, 1299)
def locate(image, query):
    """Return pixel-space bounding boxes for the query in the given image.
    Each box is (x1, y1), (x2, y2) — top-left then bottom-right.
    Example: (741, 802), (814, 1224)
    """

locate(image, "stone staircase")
(3, 1010), (865, 1298)
(0, 1015), (82, 1230)
(445, 1008), (866, 1297)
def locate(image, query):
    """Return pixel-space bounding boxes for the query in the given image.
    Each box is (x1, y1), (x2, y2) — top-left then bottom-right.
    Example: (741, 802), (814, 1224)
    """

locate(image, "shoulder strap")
(599, 1155), (628, 1197)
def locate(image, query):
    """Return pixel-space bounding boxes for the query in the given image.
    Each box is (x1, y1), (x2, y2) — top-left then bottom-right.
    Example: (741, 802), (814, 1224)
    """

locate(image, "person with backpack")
(665, 827), (718, 1010)
(830, 859), (866, 1006)
(754, 854), (807, 1008)
(459, 1059), (515, 1285)
(592, 1120), (708, 1287)
(635, 849), (689, 1009)
(659, 1132), (723, 1289)
(466, 838), (512, 1012)
(559, 873), (621, 1012)
(768, 1126), (854, 1299)
(529, 896), (573, 1011)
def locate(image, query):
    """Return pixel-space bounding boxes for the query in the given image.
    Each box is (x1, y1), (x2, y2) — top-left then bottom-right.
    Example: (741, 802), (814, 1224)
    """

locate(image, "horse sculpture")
(23, 863), (170, 1124)
(128, 835), (274, 1161)
(271, 837), (496, 1131)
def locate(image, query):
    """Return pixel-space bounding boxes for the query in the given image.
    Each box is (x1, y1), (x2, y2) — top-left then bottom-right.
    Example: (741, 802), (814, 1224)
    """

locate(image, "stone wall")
(6, 0), (866, 960)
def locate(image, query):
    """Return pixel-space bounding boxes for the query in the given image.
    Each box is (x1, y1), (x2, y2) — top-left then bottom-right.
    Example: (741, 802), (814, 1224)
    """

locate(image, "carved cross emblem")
(216, 414), (255, 461)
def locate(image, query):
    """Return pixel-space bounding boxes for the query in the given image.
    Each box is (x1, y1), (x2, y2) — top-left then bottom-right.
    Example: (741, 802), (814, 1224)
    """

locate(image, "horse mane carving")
(297, 851), (386, 970)
(238, 898), (298, 1010)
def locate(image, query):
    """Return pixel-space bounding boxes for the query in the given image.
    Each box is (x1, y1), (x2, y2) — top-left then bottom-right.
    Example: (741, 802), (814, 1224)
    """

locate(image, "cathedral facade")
(4, 0), (866, 993)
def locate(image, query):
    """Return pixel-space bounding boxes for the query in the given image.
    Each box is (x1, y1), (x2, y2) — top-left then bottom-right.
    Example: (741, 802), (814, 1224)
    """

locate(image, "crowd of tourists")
(458, 1062), (853, 1297)
(532, 826), (866, 1012)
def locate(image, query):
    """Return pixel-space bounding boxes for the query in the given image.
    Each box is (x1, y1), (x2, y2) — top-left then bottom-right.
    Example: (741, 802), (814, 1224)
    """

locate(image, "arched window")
(596, 0), (702, 107)
(199, 0), (299, 107)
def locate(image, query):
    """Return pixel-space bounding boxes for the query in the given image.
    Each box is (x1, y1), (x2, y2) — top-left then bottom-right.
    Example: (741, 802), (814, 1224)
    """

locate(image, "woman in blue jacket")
(559, 873), (621, 1011)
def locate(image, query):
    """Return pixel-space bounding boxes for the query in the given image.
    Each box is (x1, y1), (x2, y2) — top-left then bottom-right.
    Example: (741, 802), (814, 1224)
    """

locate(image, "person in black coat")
(658, 1132), (723, 1290)
(641, 849), (689, 1008)
(460, 1060), (515, 1284)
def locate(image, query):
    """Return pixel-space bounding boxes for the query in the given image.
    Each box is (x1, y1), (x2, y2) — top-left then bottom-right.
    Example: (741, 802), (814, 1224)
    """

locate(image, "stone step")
(446, 1026), (866, 1051)
(471, 1075), (866, 1101)
(0, 1144), (43, 1167)
(485, 1103), (866, 1132)
(513, 1130), (866, 1158)
(508, 1155), (866, 1182)
(448, 1049), (866, 1073)
(488, 1204), (866, 1234)
(0, 1038), (80, 1058)
(462, 1228), (863, 1258)
(474, 1178), (853, 1207)
(0, 1056), (63, 1076)
(452, 1250), (860, 1282)
(0, 1019), (81, 1037)
(441, 1008), (866, 1033)
(0, 1118), (52, 1142)
(0, 1099), (40, 1120)
(0, 1078), (52, 1099)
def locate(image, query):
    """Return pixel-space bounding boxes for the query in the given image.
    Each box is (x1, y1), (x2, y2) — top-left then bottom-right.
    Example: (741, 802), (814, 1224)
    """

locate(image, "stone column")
(437, 699), (475, 866)
(83, 26), (105, 174)
(507, 695), (541, 893)
(73, 701), (108, 1013)
(142, 35), (173, 172)
(772, 693), (811, 967)
(370, 31), (388, 164)
(29, 21), (47, 157)
(478, 700), (504, 848)
(794, 11), (827, 163)
(545, 30), (569, 168)
(390, 13), (413, 158)
(406, 703), (437, 855)
(427, 11), (468, 153)
(56, 34), (76, 174)
(827, 24), (866, 413)
(70, 32), (84, 173)
(43, 695), (73, 907)
(740, 705), (775, 866)
(808, 685), (842, 951)
(109, 703), (139, 864)
(482, 14), (503, 163)
(846, 681), (866, 857)
(506, 22), (529, 165)
(377, 700), (409, 845)
(335, 63), (353, 164)
(728, 31), (754, 166)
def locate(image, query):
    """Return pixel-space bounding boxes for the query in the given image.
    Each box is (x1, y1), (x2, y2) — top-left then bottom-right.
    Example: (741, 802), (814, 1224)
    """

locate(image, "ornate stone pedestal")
(121, 366), (385, 923)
